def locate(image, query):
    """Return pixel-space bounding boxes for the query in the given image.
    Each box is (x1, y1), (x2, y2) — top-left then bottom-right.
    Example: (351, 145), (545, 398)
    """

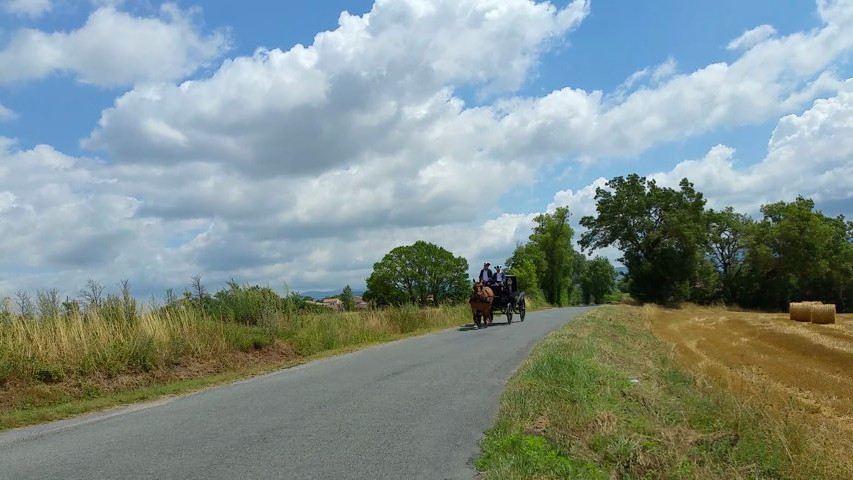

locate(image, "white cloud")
(0, 102), (16, 121)
(2, 0), (50, 17)
(0, 4), (230, 87)
(549, 83), (853, 235)
(2, 0), (852, 297)
(649, 83), (853, 213)
(727, 24), (777, 50)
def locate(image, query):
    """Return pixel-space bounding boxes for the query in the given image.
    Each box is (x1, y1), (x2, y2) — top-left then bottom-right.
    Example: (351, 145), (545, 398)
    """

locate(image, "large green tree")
(738, 197), (852, 311)
(579, 175), (707, 304)
(529, 207), (576, 305)
(364, 241), (469, 306)
(505, 242), (545, 302)
(705, 207), (752, 303)
(580, 256), (618, 304)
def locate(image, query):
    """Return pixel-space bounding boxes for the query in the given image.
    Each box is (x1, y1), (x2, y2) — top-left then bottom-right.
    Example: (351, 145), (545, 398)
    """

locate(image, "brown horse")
(469, 281), (494, 329)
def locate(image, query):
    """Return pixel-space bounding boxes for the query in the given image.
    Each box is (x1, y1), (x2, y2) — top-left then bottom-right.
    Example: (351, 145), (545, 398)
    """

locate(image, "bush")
(34, 364), (65, 384)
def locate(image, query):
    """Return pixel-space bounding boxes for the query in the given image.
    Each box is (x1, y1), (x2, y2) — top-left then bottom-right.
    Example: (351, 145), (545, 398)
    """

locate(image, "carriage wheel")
(506, 303), (513, 324)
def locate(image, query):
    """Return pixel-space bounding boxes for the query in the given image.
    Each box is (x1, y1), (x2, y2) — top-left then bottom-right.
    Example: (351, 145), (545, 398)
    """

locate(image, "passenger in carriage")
(491, 265), (507, 296)
(493, 266), (506, 285)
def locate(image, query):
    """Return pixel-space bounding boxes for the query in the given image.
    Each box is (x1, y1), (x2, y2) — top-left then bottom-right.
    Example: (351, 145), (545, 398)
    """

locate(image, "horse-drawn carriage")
(469, 274), (526, 329)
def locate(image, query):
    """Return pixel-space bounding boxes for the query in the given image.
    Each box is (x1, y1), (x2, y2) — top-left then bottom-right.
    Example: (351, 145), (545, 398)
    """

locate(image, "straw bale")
(789, 302), (812, 322)
(810, 304), (836, 325)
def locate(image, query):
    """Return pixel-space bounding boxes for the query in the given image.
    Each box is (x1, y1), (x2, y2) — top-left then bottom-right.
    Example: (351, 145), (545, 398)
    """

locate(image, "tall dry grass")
(0, 302), (469, 388)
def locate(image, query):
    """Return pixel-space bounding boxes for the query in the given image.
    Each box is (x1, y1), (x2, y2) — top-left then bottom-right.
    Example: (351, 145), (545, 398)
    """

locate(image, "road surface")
(0, 307), (589, 480)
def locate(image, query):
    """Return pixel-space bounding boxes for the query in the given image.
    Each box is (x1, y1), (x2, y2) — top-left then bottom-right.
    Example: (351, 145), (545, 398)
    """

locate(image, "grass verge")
(476, 305), (848, 479)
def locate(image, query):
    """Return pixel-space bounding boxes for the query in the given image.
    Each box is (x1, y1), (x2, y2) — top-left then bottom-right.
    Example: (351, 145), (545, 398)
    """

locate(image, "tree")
(706, 207), (752, 303)
(341, 285), (355, 312)
(36, 288), (61, 320)
(739, 197), (852, 311)
(190, 274), (208, 312)
(365, 241), (469, 306)
(580, 256), (618, 304)
(529, 207), (576, 306)
(14, 290), (34, 319)
(580, 175), (707, 305)
(505, 242), (545, 302)
(79, 279), (105, 311)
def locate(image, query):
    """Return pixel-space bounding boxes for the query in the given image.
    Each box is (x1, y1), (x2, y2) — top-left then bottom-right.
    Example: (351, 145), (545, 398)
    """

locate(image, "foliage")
(505, 243), (545, 302)
(579, 256), (617, 304)
(340, 285), (356, 312)
(737, 197), (852, 311)
(706, 207), (752, 304)
(364, 241), (469, 306)
(580, 175), (707, 305)
(529, 207), (576, 306)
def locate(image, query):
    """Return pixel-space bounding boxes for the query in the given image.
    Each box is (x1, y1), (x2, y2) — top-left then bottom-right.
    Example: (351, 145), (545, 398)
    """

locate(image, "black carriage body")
(490, 275), (526, 323)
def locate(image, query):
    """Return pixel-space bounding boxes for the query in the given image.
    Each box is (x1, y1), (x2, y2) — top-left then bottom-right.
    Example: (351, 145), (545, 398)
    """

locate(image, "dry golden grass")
(643, 304), (853, 477)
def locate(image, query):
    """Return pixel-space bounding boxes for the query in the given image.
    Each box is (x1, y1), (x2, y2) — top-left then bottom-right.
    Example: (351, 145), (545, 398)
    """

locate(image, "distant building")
(321, 298), (343, 311)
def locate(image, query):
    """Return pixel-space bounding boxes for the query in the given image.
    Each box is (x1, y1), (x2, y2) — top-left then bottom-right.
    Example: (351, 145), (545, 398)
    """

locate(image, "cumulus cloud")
(2, 0), (50, 17)
(3, 0), (852, 296)
(0, 102), (16, 121)
(0, 3), (229, 86)
(727, 24), (777, 50)
(649, 84), (853, 213)
(550, 84), (853, 232)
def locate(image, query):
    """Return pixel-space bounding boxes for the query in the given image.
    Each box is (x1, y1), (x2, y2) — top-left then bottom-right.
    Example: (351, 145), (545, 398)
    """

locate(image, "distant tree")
(706, 207), (752, 303)
(529, 207), (576, 306)
(505, 242), (545, 302)
(341, 285), (356, 312)
(580, 256), (618, 304)
(365, 241), (469, 306)
(190, 274), (208, 312)
(62, 297), (81, 318)
(36, 288), (62, 320)
(580, 175), (707, 305)
(79, 279), (105, 311)
(14, 290), (34, 319)
(739, 197), (852, 311)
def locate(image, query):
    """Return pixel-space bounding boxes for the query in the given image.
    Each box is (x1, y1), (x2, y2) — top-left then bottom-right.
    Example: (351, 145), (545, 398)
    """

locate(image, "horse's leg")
(472, 310), (480, 329)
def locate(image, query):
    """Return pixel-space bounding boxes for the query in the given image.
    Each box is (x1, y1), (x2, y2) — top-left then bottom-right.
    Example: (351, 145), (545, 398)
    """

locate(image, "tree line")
(574, 174), (851, 311)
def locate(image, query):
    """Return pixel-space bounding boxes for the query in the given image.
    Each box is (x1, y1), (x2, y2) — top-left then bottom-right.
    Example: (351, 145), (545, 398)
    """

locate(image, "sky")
(0, 0), (851, 299)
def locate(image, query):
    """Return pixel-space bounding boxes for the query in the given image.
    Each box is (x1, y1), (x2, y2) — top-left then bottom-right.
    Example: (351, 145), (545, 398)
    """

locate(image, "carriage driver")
(479, 262), (493, 283)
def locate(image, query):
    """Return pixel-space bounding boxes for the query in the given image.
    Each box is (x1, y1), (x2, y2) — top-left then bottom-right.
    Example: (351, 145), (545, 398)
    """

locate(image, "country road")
(0, 307), (590, 480)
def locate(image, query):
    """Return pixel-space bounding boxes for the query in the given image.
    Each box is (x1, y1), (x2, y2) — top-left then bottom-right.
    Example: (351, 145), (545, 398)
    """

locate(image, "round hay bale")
(811, 304), (836, 325)
(789, 302), (812, 322)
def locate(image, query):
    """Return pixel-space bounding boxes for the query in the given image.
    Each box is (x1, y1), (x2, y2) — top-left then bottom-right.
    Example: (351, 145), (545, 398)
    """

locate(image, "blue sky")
(0, 0), (850, 296)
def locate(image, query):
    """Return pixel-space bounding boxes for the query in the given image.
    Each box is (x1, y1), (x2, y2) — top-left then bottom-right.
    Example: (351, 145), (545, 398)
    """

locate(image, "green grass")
(476, 306), (834, 479)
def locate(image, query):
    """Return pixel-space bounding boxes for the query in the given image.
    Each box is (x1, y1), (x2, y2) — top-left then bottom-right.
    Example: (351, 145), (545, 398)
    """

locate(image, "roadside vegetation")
(477, 306), (852, 479)
(0, 279), (468, 430)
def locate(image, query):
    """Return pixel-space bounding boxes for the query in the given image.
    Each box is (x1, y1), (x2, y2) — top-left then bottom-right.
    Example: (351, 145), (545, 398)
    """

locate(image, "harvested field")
(645, 305), (853, 475)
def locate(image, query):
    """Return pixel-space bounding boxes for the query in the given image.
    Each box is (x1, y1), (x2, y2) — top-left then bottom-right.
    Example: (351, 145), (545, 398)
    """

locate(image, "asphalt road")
(0, 307), (589, 480)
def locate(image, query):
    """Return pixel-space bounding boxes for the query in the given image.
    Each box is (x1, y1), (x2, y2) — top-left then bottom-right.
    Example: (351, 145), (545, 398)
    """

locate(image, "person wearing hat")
(479, 262), (494, 283)
(493, 265), (506, 285)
